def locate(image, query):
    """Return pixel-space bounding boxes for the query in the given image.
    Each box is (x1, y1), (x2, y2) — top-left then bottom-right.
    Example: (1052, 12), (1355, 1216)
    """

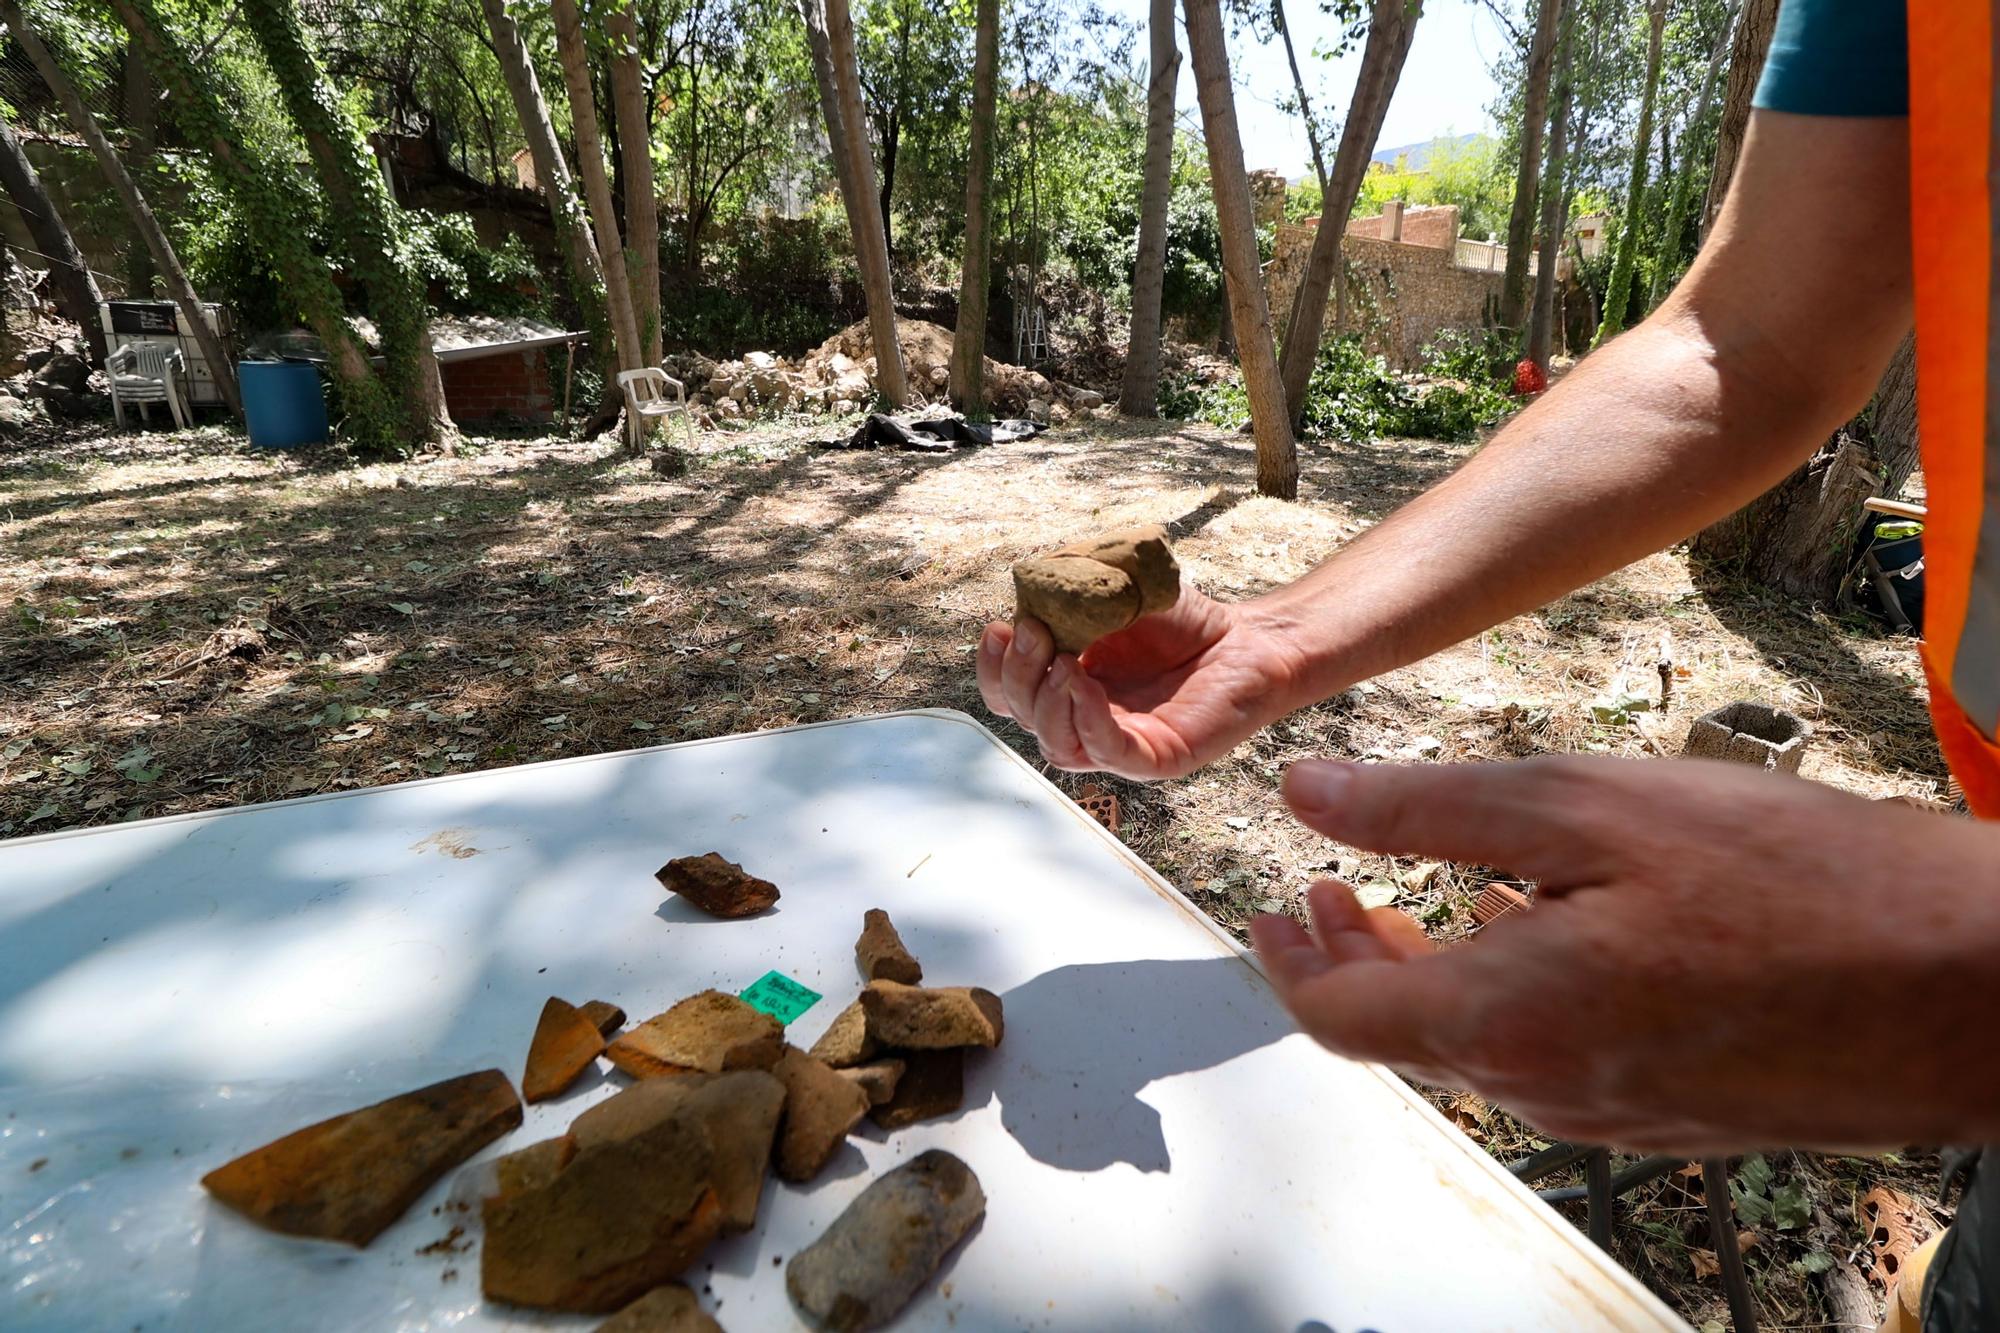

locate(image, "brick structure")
(1264, 215), (1504, 369)
(438, 347), (555, 423)
(1343, 202), (1461, 251)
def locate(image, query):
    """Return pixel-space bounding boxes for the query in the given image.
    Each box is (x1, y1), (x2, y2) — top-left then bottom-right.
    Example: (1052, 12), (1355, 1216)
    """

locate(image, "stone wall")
(1264, 221), (1502, 369)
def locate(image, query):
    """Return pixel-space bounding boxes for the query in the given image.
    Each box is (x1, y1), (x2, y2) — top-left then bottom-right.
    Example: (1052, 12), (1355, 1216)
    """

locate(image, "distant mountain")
(1370, 132), (1488, 172)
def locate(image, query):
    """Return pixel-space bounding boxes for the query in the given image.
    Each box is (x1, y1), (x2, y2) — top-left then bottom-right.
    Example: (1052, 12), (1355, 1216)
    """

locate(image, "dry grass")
(0, 414), (1951, 1328)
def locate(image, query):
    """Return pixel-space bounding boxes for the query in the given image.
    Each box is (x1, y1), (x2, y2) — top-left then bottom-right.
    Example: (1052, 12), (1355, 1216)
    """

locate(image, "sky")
(1097, 0), (1514, 181)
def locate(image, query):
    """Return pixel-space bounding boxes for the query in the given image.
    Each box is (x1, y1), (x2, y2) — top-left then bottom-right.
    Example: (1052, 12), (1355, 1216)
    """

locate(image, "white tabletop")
(0, 709), (1686, 1332)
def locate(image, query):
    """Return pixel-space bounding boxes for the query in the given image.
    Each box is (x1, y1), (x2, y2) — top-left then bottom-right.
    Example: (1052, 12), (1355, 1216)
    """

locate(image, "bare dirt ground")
(0, 414), (1953, 1328)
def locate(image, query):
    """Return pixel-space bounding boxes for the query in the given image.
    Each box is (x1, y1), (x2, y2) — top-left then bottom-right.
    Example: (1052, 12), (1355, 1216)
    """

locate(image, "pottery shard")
(597, 1284), (724, 1333)
(1012, 525), (1180, 654)
(771, 1047), (870, 1183)
(859, 980), (1003, 1050)
(202, 1070), (522, 1247)
(785, 1150), (985, 1332)
(1054, 526), (1180, 617)
(805, 998), (878, 1069)
(525, 997), (608, 1103)
(656, 852), (780, 918)
(481, 1109), (722, 1313)
(868, 1049), (964, 1130)
(854, 909), (921, 984)
(495, 1136), (576, 1198)
(579, 1000), (627, 1036)
(835, 1059), (905, 1107)
(606, 991), (785, 1078)
(571, 1072), (784, 1233)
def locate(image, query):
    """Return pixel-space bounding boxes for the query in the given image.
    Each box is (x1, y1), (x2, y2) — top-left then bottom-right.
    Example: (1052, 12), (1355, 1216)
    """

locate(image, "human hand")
(976, 587), (1311, 779)
(1249, 755), (2000, 1154)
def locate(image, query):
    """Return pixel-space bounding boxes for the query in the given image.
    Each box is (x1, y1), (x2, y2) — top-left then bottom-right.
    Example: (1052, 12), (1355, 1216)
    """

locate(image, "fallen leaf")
(388, 602), (416, 616)
(1352, 878), (1398, 909)
(1223, 816), (1251, 830)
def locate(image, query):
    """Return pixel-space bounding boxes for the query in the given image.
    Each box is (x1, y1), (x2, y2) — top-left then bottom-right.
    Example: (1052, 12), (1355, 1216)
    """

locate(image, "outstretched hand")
(976, 588), (1311, 779)
(1251, 755), (2000, 1154)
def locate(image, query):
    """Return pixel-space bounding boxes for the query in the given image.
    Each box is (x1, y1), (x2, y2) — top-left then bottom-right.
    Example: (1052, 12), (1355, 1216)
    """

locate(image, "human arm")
(980, 110), (1913, 777)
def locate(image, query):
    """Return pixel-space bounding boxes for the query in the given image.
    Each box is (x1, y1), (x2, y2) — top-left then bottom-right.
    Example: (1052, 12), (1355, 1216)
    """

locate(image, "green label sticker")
(739, 970), (822, 1025)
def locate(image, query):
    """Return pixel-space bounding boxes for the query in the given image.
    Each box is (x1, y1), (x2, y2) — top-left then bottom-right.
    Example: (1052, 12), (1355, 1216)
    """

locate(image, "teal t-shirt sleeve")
(1752, 0), (1908, 116)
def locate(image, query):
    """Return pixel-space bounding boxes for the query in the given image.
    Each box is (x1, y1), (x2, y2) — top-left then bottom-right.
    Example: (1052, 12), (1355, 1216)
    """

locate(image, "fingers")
(1032, 657), (1087, 768)
(976, 623), (1013, 717)
(1282, 756), (1624, 887)
(999, 616), (1056, 726)
(1064, 665), (1150, 774)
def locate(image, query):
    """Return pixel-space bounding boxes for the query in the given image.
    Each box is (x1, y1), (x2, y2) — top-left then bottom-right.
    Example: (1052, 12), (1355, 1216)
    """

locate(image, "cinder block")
(1682, 701), (1812, 774)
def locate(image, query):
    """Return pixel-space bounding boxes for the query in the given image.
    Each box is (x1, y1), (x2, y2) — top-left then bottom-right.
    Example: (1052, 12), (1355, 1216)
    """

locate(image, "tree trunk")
(1500, 0), (1562, 334)
(113, 0), (395, 447)
(241, 0), (451, 446)
(949, 0), (1000, 414)
(1526, 8), (1573, 373)
(825, 0), (907, 405)
(1183, 0), (1297, 499)
(1650, 0), (1737, 306)
(1592, 0), (1668, 347)
(1690, 334), (1919, 602)
(551, 0), (644, 385)
(606, 2), (661, 368)
(1119, 0), (1179, 417)
(1701, 0), (1777, 241)
(1275, 0), (1420, 426)
(1274, 0), (1328, 191)
(3, 0), (239, 417)
(797, 0), (861, 213)
(122, 42), (156, 297)
(477, 0), (613, 387)
(0, 114), (107, 365)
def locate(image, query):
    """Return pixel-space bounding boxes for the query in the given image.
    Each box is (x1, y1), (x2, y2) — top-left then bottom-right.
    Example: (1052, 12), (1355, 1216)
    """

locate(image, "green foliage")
(402, 213), (542, 316)
(1163, 331), (1514, 444)
(1353, 134), (1513, 238)
(1158, 175), (1224, 338)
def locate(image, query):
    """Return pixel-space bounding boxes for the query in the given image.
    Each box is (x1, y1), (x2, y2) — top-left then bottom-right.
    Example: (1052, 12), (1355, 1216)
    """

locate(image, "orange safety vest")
(1908, 3), (2000, 816)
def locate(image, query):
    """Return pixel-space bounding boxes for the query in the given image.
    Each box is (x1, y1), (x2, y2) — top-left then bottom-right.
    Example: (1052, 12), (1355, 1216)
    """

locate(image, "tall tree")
(551, 0), (644, 385)
(1118, 0), (1178, 416)
(797, 0), (861, 210)
(2, 0), (239, 417)
(1273, 0), (1329, 192)
(0, 114), (107, 365)
(605, 0), (661, 368)
(1648, 0), (1737, 306)
(1499, 0), (1562, 334)
(1183, 0), (1296, 498)
(241, 0), (453, 445)
(476, 0), (614, 384)
(121, 43), (156, 297)
(1700, 0), (1775, 241)
(824, 0), (908, 404)
(1526, 4), (1574, 374)
(111, 0), (401, 449)
(1274, 0), (1421, 427)
(948, 0), (1000, 413)
(1591, 0), (1668, 346)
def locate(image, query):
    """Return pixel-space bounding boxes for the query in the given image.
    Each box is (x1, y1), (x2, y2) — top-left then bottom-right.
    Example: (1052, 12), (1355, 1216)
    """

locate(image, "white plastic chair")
(617, 367), (696, 450)
(107, 342), (189, 431)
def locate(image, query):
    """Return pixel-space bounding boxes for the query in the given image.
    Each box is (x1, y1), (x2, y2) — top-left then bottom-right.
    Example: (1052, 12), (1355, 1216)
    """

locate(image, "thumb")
(1283, 756), (1626, 887)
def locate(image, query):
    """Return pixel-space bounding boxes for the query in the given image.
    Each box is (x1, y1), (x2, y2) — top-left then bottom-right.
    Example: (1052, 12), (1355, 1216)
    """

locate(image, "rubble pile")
(672, 318), (1116, 429)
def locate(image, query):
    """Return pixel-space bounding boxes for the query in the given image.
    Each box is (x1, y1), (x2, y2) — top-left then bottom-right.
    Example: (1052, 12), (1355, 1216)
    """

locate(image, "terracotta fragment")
(524, 997), (607, 1103)
(201, 1069), (522, 1247)
(493, 1136), (576, 1199)
(481, 1108), (722, 1313)
(834, 1059), (905, 1107)
(854, 909), (922, 984)
(1011, 555), (1140, 654)
(656, 852), (780, 918)
(785, 1150), (985, 1332)
(597, 1284), (724, 1333)
(579, 1000), (628, 1036)
(571, 1072), (784, 1233)
(859, 980), (1004, 1049)
(805, 998), (878, 1069)
(868, 1049), (964, 1130)
(771, 1047), (870, 1183)
(606, 991), (784, 1078)
(1054, 525), (1181, 616)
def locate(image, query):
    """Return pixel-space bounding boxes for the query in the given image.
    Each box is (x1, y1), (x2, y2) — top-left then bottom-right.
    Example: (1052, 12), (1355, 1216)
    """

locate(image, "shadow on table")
(983, 956), (1292, 1175)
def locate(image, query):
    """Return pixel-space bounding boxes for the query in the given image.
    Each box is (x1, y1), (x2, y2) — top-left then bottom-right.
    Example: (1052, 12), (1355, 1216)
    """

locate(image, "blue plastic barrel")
(239, 359), (330, 448)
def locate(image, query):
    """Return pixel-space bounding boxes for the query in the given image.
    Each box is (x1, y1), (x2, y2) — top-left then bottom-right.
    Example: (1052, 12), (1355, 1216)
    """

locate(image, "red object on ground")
(1512, 358), (1548, 397)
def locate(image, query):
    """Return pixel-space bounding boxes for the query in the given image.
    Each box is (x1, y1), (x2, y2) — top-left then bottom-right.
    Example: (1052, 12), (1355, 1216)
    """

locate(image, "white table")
(0, 710), (1687, 1332)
